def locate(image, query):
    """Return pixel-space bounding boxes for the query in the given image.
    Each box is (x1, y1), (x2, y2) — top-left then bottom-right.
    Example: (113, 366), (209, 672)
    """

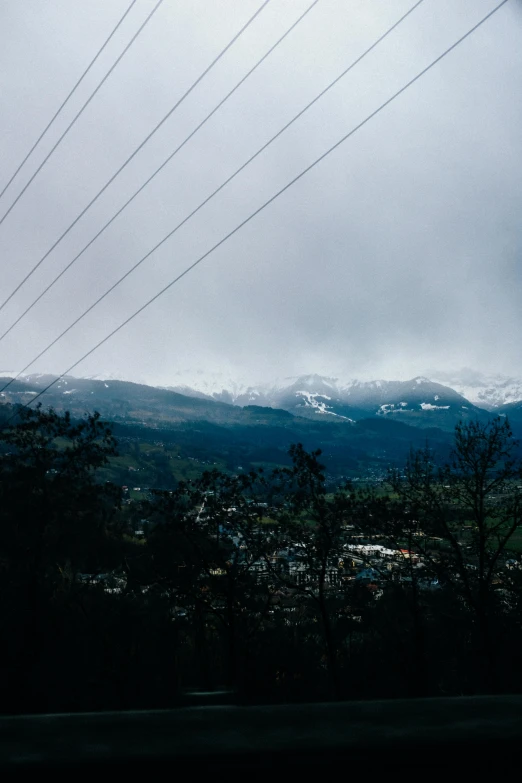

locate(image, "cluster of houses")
(97, 489), (522, 605)
(208, 518), (440, 599)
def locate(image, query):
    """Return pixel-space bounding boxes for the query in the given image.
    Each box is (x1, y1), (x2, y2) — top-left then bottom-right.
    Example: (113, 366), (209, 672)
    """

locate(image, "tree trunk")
(225, 594), (237, 690)
(318, 577), (340, 700)
(476, 592), (497, 694)
(408, 548), (427, 697)
(194, 605), (212, 691)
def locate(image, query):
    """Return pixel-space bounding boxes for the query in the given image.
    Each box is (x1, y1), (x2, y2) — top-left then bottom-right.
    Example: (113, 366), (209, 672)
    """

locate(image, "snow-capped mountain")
(426, 369), (522, 409)
(4, 369), (519, 432)
(268, 375), (366, 422)
(168, 373), (487, 428)
(166, 369), (266, 403)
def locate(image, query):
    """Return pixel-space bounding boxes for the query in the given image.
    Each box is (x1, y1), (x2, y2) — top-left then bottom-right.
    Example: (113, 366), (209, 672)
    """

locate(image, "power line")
(0, 0), (271, 315)
(0, 0), (321, 346)
(0, 0), (139, 203)
(0, 0), (425, 383)
(4, 0), (508, 420)
(0, 0), (418, 346)
(0, 0), (164, 236)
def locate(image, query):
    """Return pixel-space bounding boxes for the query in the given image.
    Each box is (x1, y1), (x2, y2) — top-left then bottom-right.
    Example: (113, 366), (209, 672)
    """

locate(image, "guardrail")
(1, 695), (521, 770)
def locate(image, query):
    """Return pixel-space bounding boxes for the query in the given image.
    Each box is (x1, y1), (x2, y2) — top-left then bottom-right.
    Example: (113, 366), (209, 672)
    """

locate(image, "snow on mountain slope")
(8, 368), (520, 412)
(163, 372), (483, 427)
(9, 368), (513, 426)
(1, 369), (505, 432)
(289, 389), (355, 421)
(166, 369), (268, 402)
(427, 369), (522, 409)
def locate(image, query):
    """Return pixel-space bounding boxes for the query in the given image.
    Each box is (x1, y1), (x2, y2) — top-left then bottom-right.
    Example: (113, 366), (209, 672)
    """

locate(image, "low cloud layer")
(0, 0), (520, 387)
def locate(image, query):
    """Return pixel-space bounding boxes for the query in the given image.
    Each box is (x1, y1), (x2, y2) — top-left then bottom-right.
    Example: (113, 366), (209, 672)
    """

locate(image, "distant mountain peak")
(4, 368), (520, 432)
(156, 371), (501, 430)
(426, 369), (522, 409)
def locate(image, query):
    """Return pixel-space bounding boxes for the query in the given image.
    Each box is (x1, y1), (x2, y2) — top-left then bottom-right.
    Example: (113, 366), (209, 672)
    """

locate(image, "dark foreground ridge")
(1, 696), (521, 771)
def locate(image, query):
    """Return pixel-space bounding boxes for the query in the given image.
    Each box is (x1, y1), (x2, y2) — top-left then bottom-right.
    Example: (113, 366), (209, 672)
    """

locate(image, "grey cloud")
(0, 0), (520, 389)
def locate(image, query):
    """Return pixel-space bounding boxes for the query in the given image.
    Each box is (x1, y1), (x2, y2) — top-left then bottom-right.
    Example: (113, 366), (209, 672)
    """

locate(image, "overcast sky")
(0, 0), (520, 388)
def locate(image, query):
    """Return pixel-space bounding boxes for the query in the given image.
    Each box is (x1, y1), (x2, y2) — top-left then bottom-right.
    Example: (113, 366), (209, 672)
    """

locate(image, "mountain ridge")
(425, 369), (522, 409)
(167, 373), (493, 429)
(2, 373), (521, 483)
(0, 371), (505, 432)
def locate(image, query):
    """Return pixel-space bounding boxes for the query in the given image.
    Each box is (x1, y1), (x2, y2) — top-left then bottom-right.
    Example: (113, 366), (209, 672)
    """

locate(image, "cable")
(0, 0), (321, 346)
(0, 0), (271, 315)
(0, 0), (426, 382)
(0, 0), (139, 203)
(0, 0), (164, 236)
(3, 0), (507, 420)
(1, 0), (509, 418)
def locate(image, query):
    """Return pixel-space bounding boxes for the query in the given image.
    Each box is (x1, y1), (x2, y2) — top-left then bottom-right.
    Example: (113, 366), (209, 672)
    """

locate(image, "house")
(345, 544), (396, 559)
(399, 549), (419, 564)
